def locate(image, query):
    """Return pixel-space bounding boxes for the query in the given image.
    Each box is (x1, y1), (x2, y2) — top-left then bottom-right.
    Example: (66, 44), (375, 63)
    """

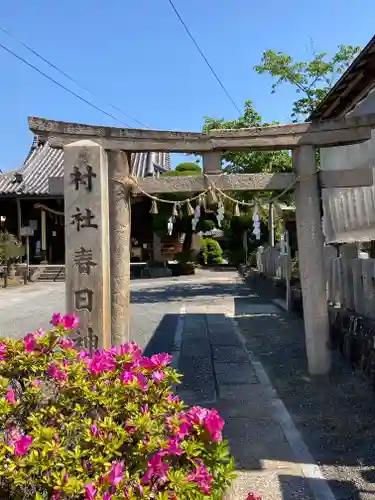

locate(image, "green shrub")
(0, 315), (235, 499)
(201, 238), (223, 265)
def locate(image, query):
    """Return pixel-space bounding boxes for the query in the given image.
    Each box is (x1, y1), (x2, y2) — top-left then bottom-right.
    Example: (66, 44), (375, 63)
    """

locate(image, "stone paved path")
(175, 279), (316, 500)
(237, 277), (375, 500)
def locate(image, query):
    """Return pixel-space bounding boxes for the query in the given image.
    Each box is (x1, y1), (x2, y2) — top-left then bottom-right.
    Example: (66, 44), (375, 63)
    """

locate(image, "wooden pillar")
(268, 202), (275, 247)
(293, 145), (331, 375)
(63, 140), (111, 352)
(41, 209), (47, 262)
(16, 199), (22, 240)
(107, 150), (132, 346)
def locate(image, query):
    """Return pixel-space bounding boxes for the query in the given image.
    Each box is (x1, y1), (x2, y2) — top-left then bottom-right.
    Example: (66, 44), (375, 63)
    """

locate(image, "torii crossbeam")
(28, 114), (375, 375)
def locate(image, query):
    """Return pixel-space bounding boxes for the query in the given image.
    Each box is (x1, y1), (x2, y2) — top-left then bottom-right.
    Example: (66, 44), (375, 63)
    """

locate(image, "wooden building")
(0, 136), (171, 264)
(310, 35), (375, 245)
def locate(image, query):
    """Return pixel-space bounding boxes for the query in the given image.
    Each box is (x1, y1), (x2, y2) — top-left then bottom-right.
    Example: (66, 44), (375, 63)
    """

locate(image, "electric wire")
(0, 40), (131, 126)
(167, 0), (242, 115)
(0, 27), (149, 129)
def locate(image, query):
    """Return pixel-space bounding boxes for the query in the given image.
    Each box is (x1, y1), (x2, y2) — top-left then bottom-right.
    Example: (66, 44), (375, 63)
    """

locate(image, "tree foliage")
(254, 44), (361, 121)
(203, 100), (291, 175)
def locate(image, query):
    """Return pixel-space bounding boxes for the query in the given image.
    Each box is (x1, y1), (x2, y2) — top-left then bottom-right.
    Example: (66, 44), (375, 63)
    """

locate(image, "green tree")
(254, 44), (361, 122)
(203, 100), (292, 174)
(0, 231), (25, 288)
(151, 162), (219, 257)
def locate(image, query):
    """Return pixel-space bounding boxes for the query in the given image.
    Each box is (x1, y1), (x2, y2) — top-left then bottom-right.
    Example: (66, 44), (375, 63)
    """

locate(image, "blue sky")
(1, 0), (374, 171)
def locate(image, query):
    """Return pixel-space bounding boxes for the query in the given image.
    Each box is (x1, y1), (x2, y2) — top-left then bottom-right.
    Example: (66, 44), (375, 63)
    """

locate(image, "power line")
(0, 40), (131, 126)
(167, 0), (241, 115)
(0, 27), (149, 129)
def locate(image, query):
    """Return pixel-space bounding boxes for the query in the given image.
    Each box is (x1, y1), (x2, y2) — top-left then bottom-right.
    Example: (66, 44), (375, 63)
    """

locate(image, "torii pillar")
(293, 145), (330, 375)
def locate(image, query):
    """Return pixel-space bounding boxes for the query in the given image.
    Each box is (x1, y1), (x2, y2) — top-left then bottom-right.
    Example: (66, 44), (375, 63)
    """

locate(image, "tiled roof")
(0, 137), (171, 195)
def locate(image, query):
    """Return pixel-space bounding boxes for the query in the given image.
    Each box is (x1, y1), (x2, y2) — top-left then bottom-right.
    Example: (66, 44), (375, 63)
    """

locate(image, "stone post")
(107, 150), (132, 346)
(202, 152), (222, 174)
(41, 209), (47, 262)
(293, 145), (331, 375)
(64, 140), (111, 352)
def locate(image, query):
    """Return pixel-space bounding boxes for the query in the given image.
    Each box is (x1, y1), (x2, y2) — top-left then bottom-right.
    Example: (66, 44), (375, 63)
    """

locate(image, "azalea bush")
(0, 314), (236, 499)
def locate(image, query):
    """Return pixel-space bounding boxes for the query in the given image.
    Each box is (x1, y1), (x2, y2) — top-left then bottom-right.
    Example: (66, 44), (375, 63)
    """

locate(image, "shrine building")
(0, 135), (171, 266)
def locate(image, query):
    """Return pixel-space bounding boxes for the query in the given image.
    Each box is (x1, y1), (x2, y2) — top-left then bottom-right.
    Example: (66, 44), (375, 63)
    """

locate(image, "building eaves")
(309, 35), (375, 121)
(0, 138), (171, 196)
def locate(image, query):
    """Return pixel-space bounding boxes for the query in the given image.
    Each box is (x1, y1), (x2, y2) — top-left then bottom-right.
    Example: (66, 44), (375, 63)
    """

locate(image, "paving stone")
(225, 469), (315, 500)
(212, 345), (249, 362)
(179, 354), (216, 402)
(214, 362), (258, 385)
(181, 337), (211, 358)
(223, 417), (296, 468)
(209, 330), (243, 347)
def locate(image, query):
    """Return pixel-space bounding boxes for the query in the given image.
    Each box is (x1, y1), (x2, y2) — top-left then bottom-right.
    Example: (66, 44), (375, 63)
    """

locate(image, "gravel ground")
(238, 278), (375, 500)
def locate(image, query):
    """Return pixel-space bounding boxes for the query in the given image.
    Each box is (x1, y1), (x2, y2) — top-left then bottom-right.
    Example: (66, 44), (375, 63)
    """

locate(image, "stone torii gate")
(29, 114), (375, 376)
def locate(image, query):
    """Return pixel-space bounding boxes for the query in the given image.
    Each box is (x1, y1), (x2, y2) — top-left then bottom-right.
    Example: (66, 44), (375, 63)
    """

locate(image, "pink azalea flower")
(62, 314), (79, 330)
(90, 424), (99, 438)
(14, 435), (33, 456)
(187, 406), (224, 442)
(5, 390), (16, 405)
(167, 394), (180, 404)
(59, 337), (75, 349)
(0, 341), (7, 360)
(51, 313), (79, 330)
(103, 494), (112, 500)
(120, 371), (148, 391)
(30, 379), (41, 388)
(247, 494), (262, 500)
(120, 370), (135, 385)
(204, 408), (225, 442)
(138, 353), (172, 370)
(47, 363), (67, 383)
(118, 342), (142, 360)
(85, 483), (97, 500)
(107, 461), (124, 487)
(151, 370), (166, 384)
(142, 454), (170, 484)
(89, 352), (117, 375)
(51, 492), (61, 500)
(78, 350), (91, 363)
(159, 438), (183, 457)
(23, 333), (38, 353)
(135, 372), (148, 391)
(51, 313), (62, 326)
(187, 465), (213, 495)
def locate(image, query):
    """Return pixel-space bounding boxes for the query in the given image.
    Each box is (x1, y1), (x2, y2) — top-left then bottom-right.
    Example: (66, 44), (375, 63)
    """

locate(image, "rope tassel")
(150, 200), (158, 214)
(172, 203), (179, 217)
(186, 200), (195, 216)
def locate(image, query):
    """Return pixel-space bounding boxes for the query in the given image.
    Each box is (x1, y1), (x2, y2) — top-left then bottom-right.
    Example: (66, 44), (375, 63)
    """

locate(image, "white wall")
(321, 87), (375, 243)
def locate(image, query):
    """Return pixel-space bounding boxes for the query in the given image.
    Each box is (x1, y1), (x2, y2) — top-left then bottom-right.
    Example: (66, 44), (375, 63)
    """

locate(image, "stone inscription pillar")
(107, 150), (132, 346)
(64, 140), (111, 351)
(293, 145), (331, 375)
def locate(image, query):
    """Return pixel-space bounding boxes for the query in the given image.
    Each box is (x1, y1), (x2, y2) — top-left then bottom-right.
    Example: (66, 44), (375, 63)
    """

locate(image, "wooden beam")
(28, 113), (375, 152)
(319, 167), (373, 188)
(134, 173), (296, 194)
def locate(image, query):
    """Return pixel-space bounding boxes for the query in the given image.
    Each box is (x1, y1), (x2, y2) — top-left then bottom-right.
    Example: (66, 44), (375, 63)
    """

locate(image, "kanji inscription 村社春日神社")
(70, 208), (98, 231)
(70, 164), (97, 192)
(72, 326), (99, 354)
(74, 288), (94, 312)
(73, 246), (97, 275)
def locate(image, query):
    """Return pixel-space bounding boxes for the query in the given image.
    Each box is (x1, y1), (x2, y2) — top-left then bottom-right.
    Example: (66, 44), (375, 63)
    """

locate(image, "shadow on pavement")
(234, 293), (375, 498)
(131, 281), (254, 304)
